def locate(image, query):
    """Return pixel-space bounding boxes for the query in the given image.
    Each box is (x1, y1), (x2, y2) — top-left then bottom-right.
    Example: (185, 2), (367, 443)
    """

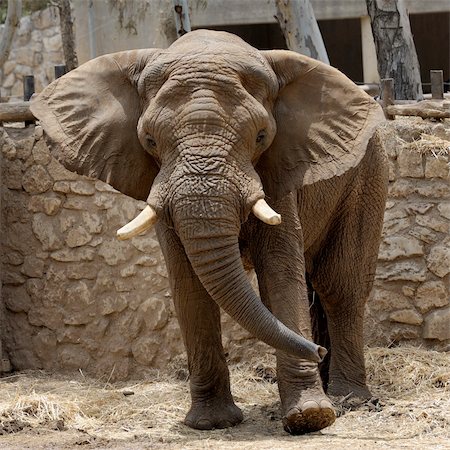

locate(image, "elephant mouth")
(116, 198), (281, 240)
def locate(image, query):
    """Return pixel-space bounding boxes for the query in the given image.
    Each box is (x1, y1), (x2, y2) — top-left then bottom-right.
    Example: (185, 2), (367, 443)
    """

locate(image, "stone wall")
(0, 125), (266, 380)
(366, 119), (450, 349)
(0, 7), (63, 98)
(1, 119), (449, 380)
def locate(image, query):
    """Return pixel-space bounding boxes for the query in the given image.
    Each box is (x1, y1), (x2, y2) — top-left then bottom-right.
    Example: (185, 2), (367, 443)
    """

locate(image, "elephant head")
(30, 30), (384, 363)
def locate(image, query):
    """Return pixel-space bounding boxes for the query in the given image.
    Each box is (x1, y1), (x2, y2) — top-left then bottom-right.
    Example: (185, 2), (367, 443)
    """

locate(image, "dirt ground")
(0, 347), (449, 450)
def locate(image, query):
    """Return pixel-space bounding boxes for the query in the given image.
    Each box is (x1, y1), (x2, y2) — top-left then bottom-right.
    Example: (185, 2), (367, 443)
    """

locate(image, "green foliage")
(0, 0), (52, 24)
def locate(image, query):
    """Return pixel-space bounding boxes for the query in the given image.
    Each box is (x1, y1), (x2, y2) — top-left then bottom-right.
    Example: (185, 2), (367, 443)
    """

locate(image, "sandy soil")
(0, 347), (449, 449)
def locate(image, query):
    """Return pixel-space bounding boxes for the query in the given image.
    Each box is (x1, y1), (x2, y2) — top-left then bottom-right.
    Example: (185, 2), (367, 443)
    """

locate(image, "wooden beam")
(0, 101), (34, 122)
(386, 100), (450, 119)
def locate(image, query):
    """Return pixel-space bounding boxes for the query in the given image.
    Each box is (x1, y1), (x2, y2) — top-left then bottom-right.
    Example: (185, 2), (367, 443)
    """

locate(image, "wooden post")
(381, 78), (395, 120)
(275, 0), (329, 64)
(430, 70), (444, 100)
(23, 75), (35, 126)
(172, 0), (191, 39)
(54, 65), (67, 79)
(361, 15), (379, 83)
(366, 0), (423, 100)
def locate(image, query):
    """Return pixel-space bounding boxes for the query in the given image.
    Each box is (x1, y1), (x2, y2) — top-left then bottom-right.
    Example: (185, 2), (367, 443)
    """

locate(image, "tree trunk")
(0, 0), (22, 69)
(275, 0), (329, 64)
(366, 0), (423, 100)
(57, 0), (78, 71)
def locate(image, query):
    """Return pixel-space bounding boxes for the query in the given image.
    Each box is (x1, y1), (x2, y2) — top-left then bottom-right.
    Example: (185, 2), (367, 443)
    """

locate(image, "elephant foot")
(282, 398), (335, 435)
(184, 399), (243, 430)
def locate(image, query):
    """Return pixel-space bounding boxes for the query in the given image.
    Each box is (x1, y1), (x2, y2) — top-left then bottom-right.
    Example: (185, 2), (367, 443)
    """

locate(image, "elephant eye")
(256, 130), (266, 144)
(146, 135), (157, 148)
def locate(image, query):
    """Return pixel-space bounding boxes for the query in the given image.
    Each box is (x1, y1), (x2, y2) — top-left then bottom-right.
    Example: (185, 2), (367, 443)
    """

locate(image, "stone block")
(3, 286), (31, 312)
(33, 329), (57, 367)
(82, 212), (103, 234)
(22, 165), (52, 194)
(408, 226), (439, 244)
(131, 235), (160, 253)
(138, 298), (169, 331)
(369, 289), (411, 314)
(120, 265), (137, 278)
(95, 180), (119, 193)
(65, 263), (99, 280)
(437, 203), (450, 220)
(33, 7), (59, 30)
(50, 247), (96, 262)
(21, 255), (45, 278)
(66, 225), (92, 248)
(28, 194), (62, 216)
(406, 203), (434, 215)
(98, 295), (128, 315)
(423, 308), (450, 341)
(4, 250), (24, 266)
(32, 213), (64, 251)
(131, 335), (161, 366)
(69, 181), (95, 196)
(425, 155), (449, 179)
(416, 181), (450, 198)
(43, 34), (62, 52)
(415, 215), (449, 233)
(389, 309), (423, 325)
(14, 135), (34, 161)
(57, 345), (91, 369)
(382, 217), (411, 236)
(378, 236), (423, 261)
(32, 139), (51, 165)
(63, 195), (95, 210)
(98, 239), (133, 266)
(426, 241), (450, 278)
(376, 260), (427, 282)
(53, 181), (71, 193)
(389, 179), (417, 198)
(415, 281), (449, 313)
(3, 159), (23, 190)
(398, 149), (424, 178)
(135, 255), (158, 266)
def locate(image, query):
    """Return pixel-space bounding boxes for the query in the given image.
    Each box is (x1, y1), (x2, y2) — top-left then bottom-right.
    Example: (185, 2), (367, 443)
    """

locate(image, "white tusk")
(116, 205), (157, 240)
(252, 199), (281, 225)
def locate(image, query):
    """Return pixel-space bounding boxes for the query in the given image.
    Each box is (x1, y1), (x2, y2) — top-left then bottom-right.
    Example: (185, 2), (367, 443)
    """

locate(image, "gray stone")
(131, 335), (161, 366)
(139, 298), (169, 331)
(423, 308), (450, 341)
(33, 329), (57, 367)
(32, 213), (64, 250)
(66, 263), (98, 280)
(95, 180), (119, 193)
(425, 155), (449, 179)
(22, 165), (52, 194)
(4, 250), (24, 266)
(66, 226), (92, 248)
(131, 235), (160, 253)
(69, 180), (95, 196)
(389, 309), (423, 325)
(415, 281), (449, 313)
(415, 215), (449, 233)
(389, 179), (416, 198)
(378, 236), (423, 261)
(376, 260), (427, 282)
(3, 60), (15, 76)
(98, 239), (133, 266)
(402, 285), (415, 297)
(50, 247), (96, 262)
(398, 149), (424, 178)
(408, 226), (439, 244)
(21, 256), (45, 278)
(416, 181), (450, 198)
(15, 135), (36, 161)
(3, 286), (31, 312)
(34, 125), (43, 139)
(94, 193), (115, 209)
(120, 265), (137, 277)
(369, 288), (412, 314)
(437, 203), (450, 220)
(63, 195), (95, 210)
(53, 180), (71, 193)
(32, 139), (51, 165)
(4, 159), (23, 190)
(57, 345), (91, 369)
(382, 217), (411, 236)
(82, 212), (103, 234)
(135, 255), (158, 266)
(426, 241), (450, 278)
(98, 295), (128, 315)
(28, 194), (62, 216)
(383, 207), (408, 222)
(406, 203), (434, 215)
(43, 34), (62, 52)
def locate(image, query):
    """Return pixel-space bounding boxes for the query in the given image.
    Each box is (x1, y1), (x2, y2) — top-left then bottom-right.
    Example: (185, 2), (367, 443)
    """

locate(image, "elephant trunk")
(172, 194), (326, 363)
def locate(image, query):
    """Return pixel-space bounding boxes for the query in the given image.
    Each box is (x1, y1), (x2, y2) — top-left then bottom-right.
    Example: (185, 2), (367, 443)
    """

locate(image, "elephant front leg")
(249, 194), (335, 434)
(156, 223), (243, 430)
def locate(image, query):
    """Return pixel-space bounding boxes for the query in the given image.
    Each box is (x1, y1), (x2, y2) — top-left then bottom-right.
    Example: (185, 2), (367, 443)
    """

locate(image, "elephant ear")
(30, 50), (161, 201)
(257, 50), (385, 200)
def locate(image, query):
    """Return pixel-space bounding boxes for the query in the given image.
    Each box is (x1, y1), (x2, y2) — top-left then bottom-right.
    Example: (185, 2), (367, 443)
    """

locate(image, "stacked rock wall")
(0, 7), (63, 98)
(1, 119), (449, 380)
(366, 120), (450, 348)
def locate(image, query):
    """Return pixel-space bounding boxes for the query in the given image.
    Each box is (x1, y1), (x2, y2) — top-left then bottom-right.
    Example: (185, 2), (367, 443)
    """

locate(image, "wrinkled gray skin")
(31, 30), (388, 435)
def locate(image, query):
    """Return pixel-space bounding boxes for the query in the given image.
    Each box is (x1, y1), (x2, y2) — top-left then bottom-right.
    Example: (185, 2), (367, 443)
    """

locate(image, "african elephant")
(30, 30), (388, 434)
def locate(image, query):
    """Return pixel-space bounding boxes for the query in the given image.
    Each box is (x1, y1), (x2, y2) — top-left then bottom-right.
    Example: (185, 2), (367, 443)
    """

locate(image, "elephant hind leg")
(307, 279), (331, 390)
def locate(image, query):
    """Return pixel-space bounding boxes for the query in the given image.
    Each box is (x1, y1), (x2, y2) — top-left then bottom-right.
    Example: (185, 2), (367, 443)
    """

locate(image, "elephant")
(30, 30), (388, 435)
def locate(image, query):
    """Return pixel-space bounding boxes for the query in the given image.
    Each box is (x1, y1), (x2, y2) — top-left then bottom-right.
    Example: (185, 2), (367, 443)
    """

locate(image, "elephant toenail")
(301, 400), (320, 411)
(286, 407), (301, 418)
(195, 419), (213, 429)
(320, 399), (334, 409)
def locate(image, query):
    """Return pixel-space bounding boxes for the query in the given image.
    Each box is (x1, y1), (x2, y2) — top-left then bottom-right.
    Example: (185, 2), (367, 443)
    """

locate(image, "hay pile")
(0, 347), (449, 448)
